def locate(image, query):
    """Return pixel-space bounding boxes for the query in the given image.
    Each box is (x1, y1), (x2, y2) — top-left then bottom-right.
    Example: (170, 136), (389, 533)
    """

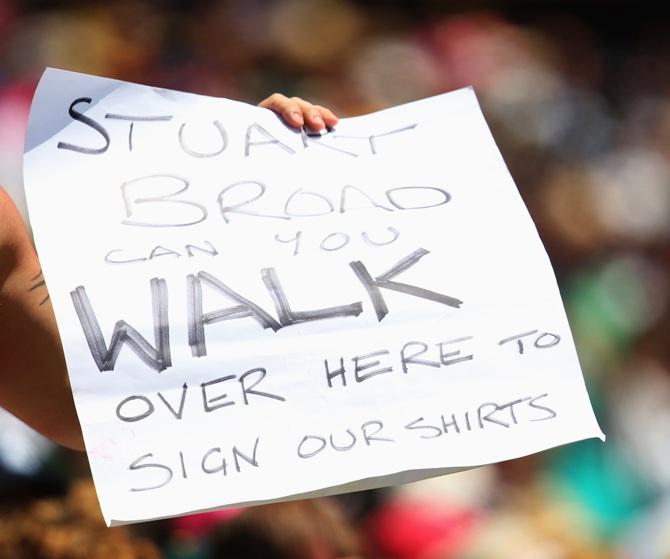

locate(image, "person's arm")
(0, 187), (82, 449)
(0, 97), (338, 451)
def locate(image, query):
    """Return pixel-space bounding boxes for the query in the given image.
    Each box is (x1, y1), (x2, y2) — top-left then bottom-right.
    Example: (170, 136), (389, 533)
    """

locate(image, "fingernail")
(291, 111), (304, 125)
(313, 114), (324, 128)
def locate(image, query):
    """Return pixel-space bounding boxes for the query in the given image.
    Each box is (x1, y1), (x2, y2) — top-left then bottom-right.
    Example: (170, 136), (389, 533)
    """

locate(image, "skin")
(258, 93), (338, 132)
(0, 96), (338, 451)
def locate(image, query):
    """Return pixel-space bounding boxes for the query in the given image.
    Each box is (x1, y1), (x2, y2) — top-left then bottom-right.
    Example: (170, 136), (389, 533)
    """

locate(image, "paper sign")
(23, 68), (604, 526)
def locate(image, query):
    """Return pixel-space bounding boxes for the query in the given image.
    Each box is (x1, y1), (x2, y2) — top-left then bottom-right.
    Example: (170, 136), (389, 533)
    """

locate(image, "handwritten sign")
(23, 68), (604, 526)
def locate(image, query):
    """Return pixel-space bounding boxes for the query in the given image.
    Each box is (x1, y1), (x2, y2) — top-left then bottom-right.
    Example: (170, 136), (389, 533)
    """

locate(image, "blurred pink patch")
(169, 507), (244, 538)
(366, 498), (478, 559)
(424, 13), (510, 90)
(0, 79), (35, 150)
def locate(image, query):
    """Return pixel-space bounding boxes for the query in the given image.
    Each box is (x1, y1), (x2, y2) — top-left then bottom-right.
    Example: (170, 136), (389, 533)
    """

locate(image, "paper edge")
(107, 430), (605, 526)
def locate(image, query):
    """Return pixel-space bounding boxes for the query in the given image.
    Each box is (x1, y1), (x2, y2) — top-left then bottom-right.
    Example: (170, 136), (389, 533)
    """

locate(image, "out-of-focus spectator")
(2, 2), (670, 557)
(206, 498), (363, 559)
(0, 479), (159, 559)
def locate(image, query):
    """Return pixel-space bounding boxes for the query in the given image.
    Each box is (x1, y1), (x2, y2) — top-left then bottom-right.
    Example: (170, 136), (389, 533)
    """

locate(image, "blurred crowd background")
(1, 0), (669, 557)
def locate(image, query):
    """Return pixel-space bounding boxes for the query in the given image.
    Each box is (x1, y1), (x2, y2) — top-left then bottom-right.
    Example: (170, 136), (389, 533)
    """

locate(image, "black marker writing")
(361, 420), (394, 445)
(201, 375), (237, 412)
(528, 393), (558, 421)
(301, 128), (357, 157)
(362, 227), (400, 247)
(325, 358), (346, 388)
(201, 447), (228, 476)
(239, 368), (286, 405)
(498, 330), (561, 354)
(157, 383), (188, 419)
(185, 241), (218, 258)
(438, 336), (474, 366)
(300, 126), (358, 157)
(333, 123), (418, 155)
(320, 232), (350, 252)
(57, 97), (110, 154)
(477, 402), (511, 429)
(129, 437), (261, 491)
(284, 189), (335, 218)
(350, 248), (463, 321)
(114, 369), (285, 423)
(339, 185), (393, 213)
(105, 249), (147, 265)
(129, 453), (173, 492)
(149, 246), (180, 260)
(298, 420), (393, 459)
(275, 231), (302, 256)
(104, 112), (173, 151)
(187, 271), (281, 357)
(261, 267), (362, 326)
(116, 394), (155, 422)
(404, 417), (443, 439)
(400, 341), (440, 374)
(275, 228), (400, 256)
(386, 186), (451, 210)
(105, 241), (218, 265)
(403, 393), (558, 441)
(70, 278), (171, 372)
(178, 120), (227, 158)
(121, 174), (208, 228)
(232, 437), (260, 471)
(329, 429), (356, 452)
(218, 181), (289, 223)
(218, 183), (451, 224)
(353, 350), (392, 382)
(297, 435), (326, 459)
(245, 123), (295, 156)
(442, 413), (461, 434)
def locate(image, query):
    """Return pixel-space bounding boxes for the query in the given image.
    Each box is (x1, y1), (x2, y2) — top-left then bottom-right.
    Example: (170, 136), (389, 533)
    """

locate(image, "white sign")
(23, 68), (604, 526)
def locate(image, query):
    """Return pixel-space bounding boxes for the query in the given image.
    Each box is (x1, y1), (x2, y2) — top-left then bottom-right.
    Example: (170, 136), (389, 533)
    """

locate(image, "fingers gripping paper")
(23, 68), (604, 526)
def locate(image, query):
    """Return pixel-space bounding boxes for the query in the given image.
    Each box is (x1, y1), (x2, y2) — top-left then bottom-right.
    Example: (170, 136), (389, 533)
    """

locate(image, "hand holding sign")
(23, 68), (604, 526)
(258, 93), (339, 131)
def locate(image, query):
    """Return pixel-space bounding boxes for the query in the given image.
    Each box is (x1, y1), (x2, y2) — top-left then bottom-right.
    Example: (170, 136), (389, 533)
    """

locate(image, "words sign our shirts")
(24, 68), (604, 526)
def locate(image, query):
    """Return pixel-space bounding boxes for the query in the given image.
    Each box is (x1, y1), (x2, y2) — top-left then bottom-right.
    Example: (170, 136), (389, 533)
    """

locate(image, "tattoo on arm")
(28, 270), (50, 306)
